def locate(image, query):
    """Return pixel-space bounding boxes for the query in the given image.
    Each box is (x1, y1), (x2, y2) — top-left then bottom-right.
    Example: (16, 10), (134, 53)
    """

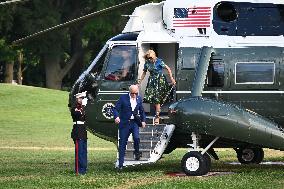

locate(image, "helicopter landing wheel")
(181, 151), (211, 176)
(236, 147), (264, 164)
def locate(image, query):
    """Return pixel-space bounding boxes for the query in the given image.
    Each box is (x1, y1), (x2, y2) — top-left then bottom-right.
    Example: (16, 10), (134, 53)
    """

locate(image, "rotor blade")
(0, 0), (28, 5)
(13, 0), (151, 45)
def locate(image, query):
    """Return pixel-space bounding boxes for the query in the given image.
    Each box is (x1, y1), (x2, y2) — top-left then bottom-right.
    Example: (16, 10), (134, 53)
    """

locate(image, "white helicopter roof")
(122, 0), (284, 47)
(123, 2), (178, 43)
(136, 30), (177, 43)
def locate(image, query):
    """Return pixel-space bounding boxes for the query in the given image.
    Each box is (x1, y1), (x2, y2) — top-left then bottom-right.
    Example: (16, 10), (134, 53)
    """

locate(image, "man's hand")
(115, 117), (120, 124)
(141, 122), (146, 128)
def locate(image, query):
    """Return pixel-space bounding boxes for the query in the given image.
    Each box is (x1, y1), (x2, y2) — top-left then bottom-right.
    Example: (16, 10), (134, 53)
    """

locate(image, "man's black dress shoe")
(134, 152), (142, 160)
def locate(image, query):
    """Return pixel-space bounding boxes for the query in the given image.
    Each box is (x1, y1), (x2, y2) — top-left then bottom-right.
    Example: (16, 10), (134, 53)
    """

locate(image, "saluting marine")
(71, 92), (88, 175)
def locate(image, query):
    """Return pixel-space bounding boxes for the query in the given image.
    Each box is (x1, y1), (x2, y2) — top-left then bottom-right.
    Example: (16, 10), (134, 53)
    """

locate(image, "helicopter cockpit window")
(89, 47), (108, 79)
(104, 45), (136, 81)
(235, 62), (275, 84)
(207, 63), (225, 87)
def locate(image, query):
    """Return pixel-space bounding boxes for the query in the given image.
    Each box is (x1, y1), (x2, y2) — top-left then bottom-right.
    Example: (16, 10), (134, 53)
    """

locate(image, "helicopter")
(15, 0), (284, 176)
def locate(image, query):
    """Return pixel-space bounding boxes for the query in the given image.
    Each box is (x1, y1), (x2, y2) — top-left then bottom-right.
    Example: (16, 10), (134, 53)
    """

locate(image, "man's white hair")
(129, 84), (139, 92)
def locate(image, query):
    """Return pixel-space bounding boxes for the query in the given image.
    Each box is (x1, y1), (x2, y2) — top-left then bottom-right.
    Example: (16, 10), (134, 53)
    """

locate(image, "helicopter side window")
(213, 2), (284, 36)
(237, 3), (284, 36)
(235, 62), (275, 84)
(216, 2), (237, 22)
(104, 45), (136, 81)
(207, 63), (225, 87)
(180, 48), (201, 69)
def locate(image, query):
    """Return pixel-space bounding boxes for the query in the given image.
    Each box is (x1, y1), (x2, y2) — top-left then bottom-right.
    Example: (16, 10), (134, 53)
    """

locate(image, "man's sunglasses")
(130, 92), (138, 95)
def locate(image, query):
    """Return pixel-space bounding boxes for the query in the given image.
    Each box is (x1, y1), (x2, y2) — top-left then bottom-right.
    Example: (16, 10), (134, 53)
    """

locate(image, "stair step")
(125, 148), (152, 152)
(139, 131), (163, 135)
(138, 132), (163, 137)
(139, 135), (160, 141)
(124, 158), (148, 161)
(124, 150), (151, 159)
(127, 141), (158, 149)
(146, 115), (170, 120)
(140, 125), (166, 132)
(128, 140), (155, 143)
(139, 131), (163, 134)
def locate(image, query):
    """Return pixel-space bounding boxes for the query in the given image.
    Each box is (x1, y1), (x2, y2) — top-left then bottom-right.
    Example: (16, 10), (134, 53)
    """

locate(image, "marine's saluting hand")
(75, 108), (83, 114)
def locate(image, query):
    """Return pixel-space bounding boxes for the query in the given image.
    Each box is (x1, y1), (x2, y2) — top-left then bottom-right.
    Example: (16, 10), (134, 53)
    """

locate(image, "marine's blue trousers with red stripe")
(74, 139), (87, 175)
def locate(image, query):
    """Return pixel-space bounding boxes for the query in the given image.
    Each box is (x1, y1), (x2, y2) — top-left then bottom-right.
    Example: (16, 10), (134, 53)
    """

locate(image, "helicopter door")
(176, 47), (201, 99)
(93, 44), (138, 122)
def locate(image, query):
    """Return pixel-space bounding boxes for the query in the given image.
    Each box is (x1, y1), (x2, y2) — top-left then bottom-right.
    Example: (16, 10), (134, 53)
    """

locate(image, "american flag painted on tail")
(173, 7), (211, 28)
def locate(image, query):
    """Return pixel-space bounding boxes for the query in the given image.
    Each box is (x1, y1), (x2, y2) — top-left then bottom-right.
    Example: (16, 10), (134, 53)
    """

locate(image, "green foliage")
(12, 1), (68, 55)
(83, 0), (140, 40)
(0, 6), (18, 62)
(0, 5), (16, 37)
(0, 39), (16, 62)
(1, 0), (161, 86)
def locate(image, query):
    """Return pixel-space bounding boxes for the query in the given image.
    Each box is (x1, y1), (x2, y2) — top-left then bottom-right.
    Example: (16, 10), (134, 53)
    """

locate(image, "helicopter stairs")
(115, 117), (175, 168)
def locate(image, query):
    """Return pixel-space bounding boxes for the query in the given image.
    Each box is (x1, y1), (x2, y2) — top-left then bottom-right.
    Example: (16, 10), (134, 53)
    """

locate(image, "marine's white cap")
(75, 91), (86, 98)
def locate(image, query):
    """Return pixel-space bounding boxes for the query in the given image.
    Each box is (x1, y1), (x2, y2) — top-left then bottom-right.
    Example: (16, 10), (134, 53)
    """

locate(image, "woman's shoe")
(154, 112), (160, 125)
(154, 117), (159, 125)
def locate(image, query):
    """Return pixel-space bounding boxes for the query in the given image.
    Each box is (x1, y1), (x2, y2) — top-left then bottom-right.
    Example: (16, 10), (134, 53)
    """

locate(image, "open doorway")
(138, 43), (178, 115)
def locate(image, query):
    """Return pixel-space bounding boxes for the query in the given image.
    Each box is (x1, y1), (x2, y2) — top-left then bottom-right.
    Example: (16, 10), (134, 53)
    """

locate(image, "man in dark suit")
(113, 85), (146, 169)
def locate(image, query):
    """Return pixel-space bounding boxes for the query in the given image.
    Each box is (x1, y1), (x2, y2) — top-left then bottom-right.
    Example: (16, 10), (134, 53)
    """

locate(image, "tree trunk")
(17, 51), (23, 85)
(4, 61), (14, 83)
(43, 50), (84, 90)
(43, 54), (62, 89)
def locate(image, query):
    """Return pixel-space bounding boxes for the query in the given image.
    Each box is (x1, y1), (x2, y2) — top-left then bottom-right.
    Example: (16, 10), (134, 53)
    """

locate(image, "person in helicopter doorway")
(138, 49), (176, 124)
(71, 92), (88, 175)
(113, 85), (146, 170)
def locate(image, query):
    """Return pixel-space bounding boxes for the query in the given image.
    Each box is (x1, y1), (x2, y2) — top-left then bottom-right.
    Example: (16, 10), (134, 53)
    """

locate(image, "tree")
(11, 0), (136, 89)
(1, 0), (156, 89)
(0, 39), (17, 83)
(0, 5), (17, 83)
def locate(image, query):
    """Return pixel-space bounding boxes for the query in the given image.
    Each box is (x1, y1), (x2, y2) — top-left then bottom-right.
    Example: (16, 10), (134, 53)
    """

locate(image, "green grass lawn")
(0, 84), (284, 189)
